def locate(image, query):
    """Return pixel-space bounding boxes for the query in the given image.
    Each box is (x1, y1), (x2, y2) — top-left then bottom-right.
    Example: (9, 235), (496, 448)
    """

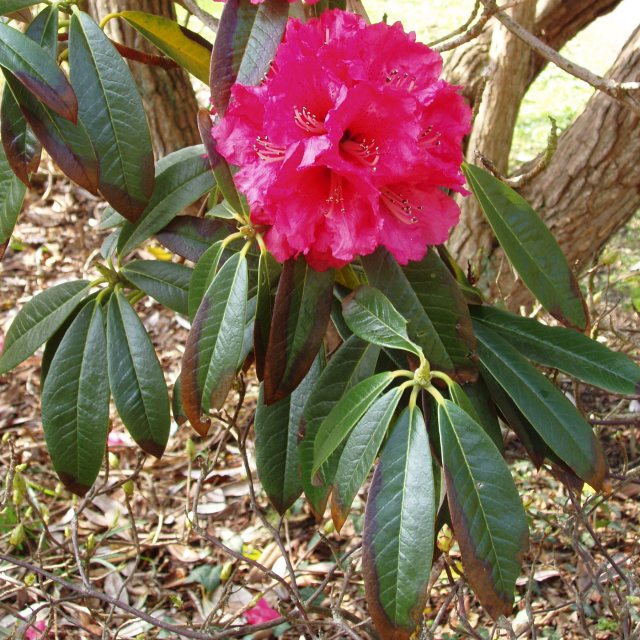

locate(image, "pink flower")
(215, 0), (319, 4)
(244, 598), (280, 625)
(25, 621), (48, 640)
(213, 10), (470, 270)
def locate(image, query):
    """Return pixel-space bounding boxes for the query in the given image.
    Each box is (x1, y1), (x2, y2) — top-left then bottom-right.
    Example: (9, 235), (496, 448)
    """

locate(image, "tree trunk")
(499, 25), (640, 307)
(451, 0), (537, 268)
(89, 0), (201, 159)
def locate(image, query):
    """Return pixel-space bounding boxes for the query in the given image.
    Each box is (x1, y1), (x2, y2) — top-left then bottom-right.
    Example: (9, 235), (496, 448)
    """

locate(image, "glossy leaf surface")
(474, 321), (607, 489)
(254, 251), (281, 380)
(439, 400), (528, 619)
(300, 336), (379, 517)
(121, 260), (192, 316)
(69, 11), (153, 221)
(463, 163), (588, 330)
(255, 358), (321, 514)
(188, 241), (225, 320)
(155, 214), (229, 262)
(0, 21), (77, 121)
(342, 285), (421, 357)
(119, 11), (211, 83)
(117, 146), (215, 256)
(107, 290), (170, 458)
(363, 406), (434, 640)
(210, 0), (289, 115)
(42, 303), (109, 496)
(0, 140), (27, 247)
(0, 280), (90, 374)
(473, 305), (640, 395)
(181, 253), (248, 435)
(331, 386), (403, 531)
(263, 258), (334, 404)
(362, 249), (453, 372)
(312, 372), (394, 477)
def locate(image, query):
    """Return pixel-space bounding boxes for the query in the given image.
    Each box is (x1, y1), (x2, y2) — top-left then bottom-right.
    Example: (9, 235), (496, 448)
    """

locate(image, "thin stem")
(430, 371), (456, 387)
(98, 12), (120, 30)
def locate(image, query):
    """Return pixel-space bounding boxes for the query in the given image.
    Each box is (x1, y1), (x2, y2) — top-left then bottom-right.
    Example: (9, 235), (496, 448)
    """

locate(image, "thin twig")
(179, 0), (220, 33)
(479, 0), (640, 116)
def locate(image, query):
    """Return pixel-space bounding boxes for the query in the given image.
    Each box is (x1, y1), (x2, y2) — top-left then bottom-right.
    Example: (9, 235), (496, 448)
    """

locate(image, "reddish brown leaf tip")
(138, 439), (167, 459)
(58, 472), (91, 497)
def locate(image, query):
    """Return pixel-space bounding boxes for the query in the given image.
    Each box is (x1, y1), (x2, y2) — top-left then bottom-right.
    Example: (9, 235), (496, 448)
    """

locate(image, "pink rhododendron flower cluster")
(213, 10), (471, 270)
(216, 0), (319, 4)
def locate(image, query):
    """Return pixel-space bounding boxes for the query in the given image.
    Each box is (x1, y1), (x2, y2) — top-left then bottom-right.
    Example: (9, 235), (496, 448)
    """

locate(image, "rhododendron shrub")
(0, 2), (632, 639)
(213, 10), (471, 270)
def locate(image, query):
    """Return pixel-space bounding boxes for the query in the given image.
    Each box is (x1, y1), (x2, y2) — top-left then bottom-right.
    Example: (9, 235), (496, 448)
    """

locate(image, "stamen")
(420, 126), (442, 148)
(341, 136), (380, 169)
(294, 106), (326, 135)
(325, 172), (346, 216)
(253, 135), (286, 163)
(381, 189), (422, 225)
(385, 68), (416, 91)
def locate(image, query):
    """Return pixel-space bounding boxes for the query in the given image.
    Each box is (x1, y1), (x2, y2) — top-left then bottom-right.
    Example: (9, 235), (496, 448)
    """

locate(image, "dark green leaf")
(463, 163), (588, 330)
(300, 336), (379, 517)
(121, 260), (192, 315)
(254, 251), (281, 381)
(210, 0), (289, 115)
(342, 285), (421, 357)
(439, 399), (528, 619)
(69, 11), (153, 221)
(362, 248), (453, 372)
(197, 108), (244, 214)
(474, 321), (607, 489)
(263, 258), (334, 404)
(181, 253), (248, 435)
(312, 372), (394, 477)
(0, 140), (27, 246)
(107, 290), (170, 457)
(172, 375), (187, 426)
(449, 381), (502, 451)
(155, 214), (229, 262)
(41, 302), (109, 496)
(255, 357), (322, 514)
(472, 305), (640, 396)
(0, 21), (77, 121)
(188, 240), (225, 320)
(403, 248), (478, 381)
(117, 145), (216, 256)
(0, 280), (90, 374)
(363, 405), (435, 640)
(4, 73), (99, 194)
(331, 386), (403, 531)
(118, 11), (211, 83)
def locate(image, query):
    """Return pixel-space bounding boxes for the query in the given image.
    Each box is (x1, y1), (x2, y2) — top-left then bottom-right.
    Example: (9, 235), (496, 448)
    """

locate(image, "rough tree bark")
(89, 0), (201, 159)
(444, 0), (639, 303)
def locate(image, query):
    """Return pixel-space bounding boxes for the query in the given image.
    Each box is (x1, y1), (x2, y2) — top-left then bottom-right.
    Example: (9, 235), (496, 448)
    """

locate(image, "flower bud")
(186, 437), (197, 460)
(24, 573), (35, 587)
(9, 523), (25, 547)
(220, 561), (233, 582)
(436, 524), (454, 553)
(123, 479), (134, 498)
(108, 452), (119, 470)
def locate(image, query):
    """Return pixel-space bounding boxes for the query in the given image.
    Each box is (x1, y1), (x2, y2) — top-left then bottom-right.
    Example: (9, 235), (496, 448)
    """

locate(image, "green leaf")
(0, 139), (27, 245)
(188, 240), (225, 321)
(438, 399), (529, 619)
(402, 248), (478, 381)
(342, 285), (421, 357)
(0, 1), (41, 14)
(107, 290), (170, 457)
(210, 0), (289, 115)
(255, 357), (322, 514)
(69, 11), (153, 221)
(155, 214), (229, 262)
(463, 163), (588, 330)
(263, 258), (334, 405)
(117, 146), (216, 256)
(361, 249), (453, 372)
(363, 405), (435, 640)
(449, 381), (503, 451)
(171, 375), (187, 426)
(312, 372), (394, 477)
(118, 11), (211, 83)
(0, 280), (90, 374)
(98, 206), (125, 230)
(472, 305), (640, 396)
(121, 260), (192, 316)
(331, 386), (403, 531)
(300, 336), (379, 517)
(474, 321), (607, 489)
(4, 72), (99, 194)
(181, 253), (248, 435)
(0, 21), (77, 121)
(254, 251), (281, 380)
(41, 302), (109, 496)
